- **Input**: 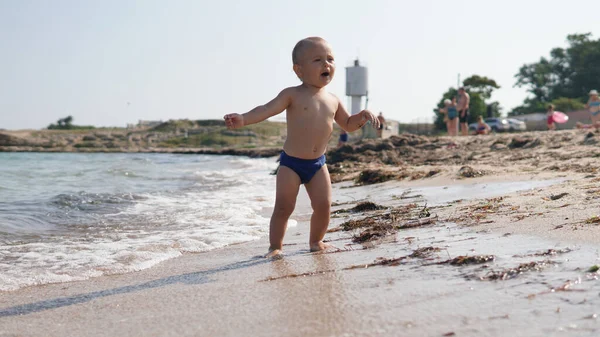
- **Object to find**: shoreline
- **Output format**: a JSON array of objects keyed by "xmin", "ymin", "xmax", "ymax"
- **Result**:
[
  {"xmin": 3, "ymin": 129, "xmax": 600, "ymax": 336},
  {"xmin": 0, "ymin": 145, "xmax": 282, "ymax": 158},
  {"xmin": 2, "ymin": 171, "xmax": 600, "ymax": 336}
]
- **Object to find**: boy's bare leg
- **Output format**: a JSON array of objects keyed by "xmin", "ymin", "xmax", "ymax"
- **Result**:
[
  {"xmin": 305, "ymin": 166, "xmax": 332, "ymax": 252},
  {"xmin": 266, "ymin": 166, "xmax": 301, "ymax": 258}
]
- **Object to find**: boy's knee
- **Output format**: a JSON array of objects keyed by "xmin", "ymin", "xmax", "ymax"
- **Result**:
[
  {"xmin": 273, "ymin": 202, "xmax": 295, "ymax": 217},
  {"xmin": 311, "ymin": 200, "xmax": 331, "ymax": 214}
]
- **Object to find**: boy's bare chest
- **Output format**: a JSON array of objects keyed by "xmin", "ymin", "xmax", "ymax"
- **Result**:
[{"xmin": 290, "ymin": 96, "xmax": 337, "ymax": 118}]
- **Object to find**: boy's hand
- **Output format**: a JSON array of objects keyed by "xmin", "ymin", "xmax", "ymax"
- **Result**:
[
  {"xmin": 360, "ymin": 110, "xmax": 380, "ymax": 129},
  {"xmin": 224, "ymin": 113, "xmax": 244, "ymax": 129}
]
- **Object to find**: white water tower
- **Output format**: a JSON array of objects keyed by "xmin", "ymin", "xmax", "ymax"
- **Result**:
[{"xmin": 345, "ymin": 59, "xmax": 368, "ymax": 115}]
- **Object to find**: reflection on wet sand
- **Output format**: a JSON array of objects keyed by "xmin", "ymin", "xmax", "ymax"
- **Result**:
[{"xmin": 263, "ymin": 253, "xmax": 358, "ymax": 336}]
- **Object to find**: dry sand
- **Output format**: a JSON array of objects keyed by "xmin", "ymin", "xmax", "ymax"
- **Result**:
[{"xmin": 2, "ymin": 129, "xmax": 600, "ymax": 337}]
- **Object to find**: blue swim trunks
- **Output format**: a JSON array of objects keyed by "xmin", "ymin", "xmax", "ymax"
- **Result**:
[
  {"xmin": 339, "ymin": 133, "xmax": 348, "ymax": 142},
  {"xmin": 279, "ymin": 151, "xmax": 326, "ymax": 184}
]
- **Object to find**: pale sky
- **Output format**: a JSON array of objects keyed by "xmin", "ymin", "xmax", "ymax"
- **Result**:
[{"xmin": 1, "ymin": 0, "xmax": 597, "ymax": 130}]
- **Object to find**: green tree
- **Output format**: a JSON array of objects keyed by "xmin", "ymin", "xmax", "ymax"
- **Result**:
[
  {"xmin": 550, "ymin": 97, "xmax": 585, "ymax": 112},
  {"xmin": 463, "ymin": 75, "xmax": 500, "ymax": 100},
  {"xmin": 514, "ymin": 58, "xmax": 553, "ymax": 105},
  {"xmin": 63, "ymin": 115, "xmax": 73, "ymax": 127},
  {"xmin": 513, "ymin": 33, "xmax": 600, "ymax": 115},
  {"xmin": 47, "ymin": 116, "xmax": 86, "ymax": 130},
  {"xmin": 510, "ymin": 97, "xmax": 547, "ymax": 116}
]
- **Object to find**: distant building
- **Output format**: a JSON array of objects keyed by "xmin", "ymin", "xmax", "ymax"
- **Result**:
[{"xmin": 136, "ymin": 120, "xmax": 163, "ymax": 129}]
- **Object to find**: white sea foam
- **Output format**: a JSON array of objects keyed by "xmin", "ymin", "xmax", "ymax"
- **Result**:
[{"xmin": 0, "ymin": 154, "xmax": 294, "ymax": 292}]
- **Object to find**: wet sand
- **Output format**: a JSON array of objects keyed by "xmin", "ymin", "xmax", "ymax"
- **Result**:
[{"xmin": 2, "ymin": 130, "xmax": 600, "ymax": 336}]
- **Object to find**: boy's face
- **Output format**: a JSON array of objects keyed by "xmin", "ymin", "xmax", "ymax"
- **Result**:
[{"xmin": 293, "ymin": 40, "xmax": 335, "ymax": 88}]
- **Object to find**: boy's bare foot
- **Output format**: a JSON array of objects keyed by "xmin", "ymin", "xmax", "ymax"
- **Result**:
[
  {"xmin": 309, "ymin": 241, "xmax": 339, "ymax": 253},
  {"xmin": 265, "ymin": 249, "xmax": 283, "ymax": 259}
]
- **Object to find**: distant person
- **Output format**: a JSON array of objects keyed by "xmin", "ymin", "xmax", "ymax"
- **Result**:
[
  {"xmin": 376, "ymin": 112, "xmax": 386, "ymax": 137},
  {"xmin": 440, "ymin": 98, "xmax": 458, "ymax": 136},
  {"xmin": 337, "ymin": 129, "xmax": 348, "ymax": 147},
  {"xmin": 546, "ymin": 104, "xmax": 556, "ymax": 131},
  {"xmin": 473, "ymin": 116, "xmax": 491, "ymax": 135},
  {"xmin": 223, "ymin": 37, "xmax": 379, "ymax": 258},
  {"xmin": 457, "ymin": 87, "xmax": 470, "ymax": 136},
  {"xmin": 579, "ymin": 90, "xmax": 600, "ymax": 130}
]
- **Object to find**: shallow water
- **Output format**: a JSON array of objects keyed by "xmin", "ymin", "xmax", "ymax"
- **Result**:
[{"xmin": 0, "ymin": 153, "xmax": 282, "ymax": 291}]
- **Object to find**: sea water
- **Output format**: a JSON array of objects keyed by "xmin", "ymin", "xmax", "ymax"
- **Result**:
[{"xmin": 0, "ymin": 152, "xmax": 281, "ymax": 291}]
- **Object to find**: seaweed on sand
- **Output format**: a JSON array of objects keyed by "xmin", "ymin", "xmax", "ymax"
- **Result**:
[
  {"xmin": 343, "ymin": 246, "xmax": 443, "ymax": 270},
  {"xmin": 469, "ymin": 200, "xmax": 505, "ymax": 212},
  {"xmin": 352, "ymin": 201, "xmax": 386, "ymax": 212},
  {"xmin": 508, "ymin": 136, "xmax": 532, "ymax": 149},
  {"xmin": 344, "ymin": 256, "xmax": 408, "ymax": 269},
  {"xmin": 457, "ymin": 166, "xmax": 485, "ymax": 178},
  {"xmin": 426, "ymin": 255, "xmax": 495, "ymax": 266},
  {"xmin": 392, "ymin": 189, "xmax": 423, "ymax": 200},
  {"xmin": 329, "ymin": 203, "xmax": 431, "ymax": 233},
  {"xmin": 333, "ymin": 201, "xmax": 387, "ymax": 215},
  {"xmin": 450, "ymin": 197, "xmax": 509, "ymax": 226},
  {"xmin": 355, "ymin": 169, "xmax": 398, "ymax": 185},
  {"xmin": 396, "ymin": 216, "xmax": 438, "ymax": 229},
  {"xmin": 408, "ymin": 246, "xmax": 441, "ymax": 258},
  {"xmin": 585, "ymin": 216, "xmax": 600, "ymax": 224},
  {"xmin": 549, "ymin": 192, "xmax": 569, "ymax": 200},
  {"xmin": 352, "ymin": 223, "xmax": 396, "ymax": 243},
  {"xmin": 446, "ymin": 255, "xmax": 495, "ymax": 265},
  {"xmin": 418, "ymin": 204, "xmax": 431, "ymax": 218},
  {"xmin": 479, "ymin": 260, "xmax": 557, "ymax": 281},
  {"xmin": 513, "ymin": 248, "xmax": 572, "ymax": 257},
  {"xmin": 337, "ymin": 217, "xmax": 377, "ymax": 231},
  {"xmin": 529, "ymin": 279, "xmax": 586, "ymax": 298},
  {"xmin": 407, "ymin": 169, "xmax": 441, "ymax": 180},
  {"xmin": 390, "ymin": 203, "xmax": 419, "ymax": 216}
]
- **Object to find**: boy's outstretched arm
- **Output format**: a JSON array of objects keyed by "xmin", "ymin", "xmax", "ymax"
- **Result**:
[
  {"xmin": 334, "ymin": 97, "xmax": 380, "ymax": 132},
  {"xmin": 224, "ymin": 89, "xmax": 292, "ymax": 129}
]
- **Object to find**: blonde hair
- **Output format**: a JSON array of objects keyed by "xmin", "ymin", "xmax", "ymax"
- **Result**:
[{"xmin": 292, "ymin": 37, "xmax": 327, "ymax": 65}]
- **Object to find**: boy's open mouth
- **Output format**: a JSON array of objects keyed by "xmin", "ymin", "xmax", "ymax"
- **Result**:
[{"xmin": 321, "ymin": 72, "xmax": 330, "ymax": 77}]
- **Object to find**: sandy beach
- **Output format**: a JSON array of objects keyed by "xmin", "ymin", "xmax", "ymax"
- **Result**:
[{"xmin": 2, "ymin": 129, "xmax": 600, "ymax": 336}]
